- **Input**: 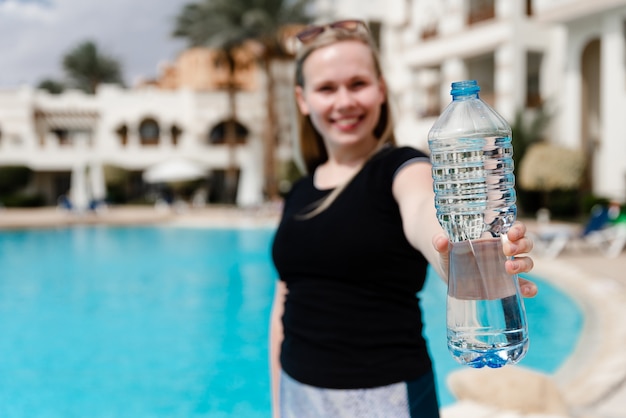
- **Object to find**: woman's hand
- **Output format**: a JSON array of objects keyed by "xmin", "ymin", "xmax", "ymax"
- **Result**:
[
  {"xmin": 432, "ymin": 221, "xmax": 537, "ymax": 298},
  {"xmin": 503, "ymin": 221, "xmax": 536, "ymax": 297}
]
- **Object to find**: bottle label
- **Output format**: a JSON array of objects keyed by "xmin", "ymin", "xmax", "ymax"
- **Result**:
[{"xmin": 447, "ymin": 237, "xmax": 517, "ymax": 300}]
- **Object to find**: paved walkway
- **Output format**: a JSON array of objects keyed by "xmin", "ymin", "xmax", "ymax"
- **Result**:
[
  {"xmin": 0, "ymin": 204, "xmax": 281, "ymax": 229},
  {"xmin": 1, "ymin": 206, "xmax": 625, "ymax": 417},
  {"xmin": 535, "ymin": 250, "xmax": 626, "ymax": 418}
]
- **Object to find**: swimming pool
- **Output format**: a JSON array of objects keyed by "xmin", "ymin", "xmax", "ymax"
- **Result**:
[{"xmin": 0, "ymin": 226, "xmax": 582, "ymax": 417}]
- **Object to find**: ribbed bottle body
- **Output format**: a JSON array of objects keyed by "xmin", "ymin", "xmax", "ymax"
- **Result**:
[{"xmin": 428, "ymin": 82, "xmax": 516, "ymax": 242}]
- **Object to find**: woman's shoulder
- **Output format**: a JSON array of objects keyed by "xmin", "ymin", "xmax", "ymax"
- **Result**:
[
  {"xmin": 389, "ymin": 145, "xmax": 429, "ymax": 160},
  {"xmin": 356, "ymin": 145, "xmax": 429, "ymax": 190},
  {"xmin": 372, "ymin": 145, "xmax": 430, "ymax": 170},
  {"xmin": 285, "ymin": 174, "xmax": 313, "ymax": 197}
]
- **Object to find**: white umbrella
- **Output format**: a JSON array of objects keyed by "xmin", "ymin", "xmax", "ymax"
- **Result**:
[
  {"xmin": 89, "ymin": 162, "xmax": 107, "ymax": 202},
  {"xmin": 143, "ymin": 158, "xmax": 207, "ymax": 183},
  {"xmin": 70, "ymin": 162, "xmax": 89, "ymax": 212}
]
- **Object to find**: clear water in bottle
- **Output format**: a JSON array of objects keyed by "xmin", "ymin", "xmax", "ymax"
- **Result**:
[
  {"xmin": 445, "ymin": 238, "xmax": 529, "ymax": 368},
  {"xmin": 447, "ymin": 294, "xmax": 528, "ymax": 368},
  {"xmin": 428, "ymin": 80, "xmax": 529, "ymax": 368}
]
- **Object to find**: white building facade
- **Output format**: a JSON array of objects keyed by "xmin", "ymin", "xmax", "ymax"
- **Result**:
[
  {"xmin": 535, "ymin": 0, "xmax": 626, "ymax": 200},
  {"xmin": 0, "ymin": 83, "xmax": 270, "ymax": 208},
  {"xmin": 317, "ymin": 0, "xmax": 626, "ymax": 203}
]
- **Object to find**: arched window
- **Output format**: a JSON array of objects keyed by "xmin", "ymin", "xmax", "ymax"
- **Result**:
[
  {"xmin": 171, "ymin": 124, "xmax": 183, "ymax": 146},
  {"xmin": 139, "ymin": 118, "xmax": 160, "ymax": 146},
  {"xmin": 116, "ymin": 124, "xmax": 128, "ymax": 146},
  {"xmin": 208, "ymin": 119, "xmax": 249, "ymax": 145}
]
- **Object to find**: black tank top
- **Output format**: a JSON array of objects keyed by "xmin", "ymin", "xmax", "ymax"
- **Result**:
[{"xmin": 272, "ymin": 146, "xmax": 434, "ymax": 389}]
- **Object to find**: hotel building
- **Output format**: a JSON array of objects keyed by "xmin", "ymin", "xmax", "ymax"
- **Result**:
[{"xmin": 1, "ymin": 0, "xmax": 625, "ymax": 208}]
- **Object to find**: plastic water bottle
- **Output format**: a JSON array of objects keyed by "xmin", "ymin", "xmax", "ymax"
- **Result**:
[{"xmin": 427, "ymin": 80, "xmax": 529, "ymax": 368}]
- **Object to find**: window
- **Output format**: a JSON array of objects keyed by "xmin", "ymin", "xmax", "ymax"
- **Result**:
[
  {"xmin": 171, "ymin": 125, "xmax": 183, "ymax": 146},
  {"xmin": 208, "ymin": 119, "xmax": 249, "ymax": 145},
  {"xmin": 468, "ymin": 0, "xmax": 495, "ymax": 25},
  {"xmin": 421, "ymin": 24, "xmax": 438, "ymax": 40},
  {"xmin": 116, "ymin": 124, "xmax": 128, "ymax": 146},
  {"xmin": 139, "ymin": 118, "xmax": 160, "ymax": 146},
  {"xmin": 526, "ymin": 52, "xmax": 543, "ymax": 108},
  {"xmin": 52, "ymin": 128, "xmax": 70, "ymax": 146},
  {"xmin": 368, "ymin": 20, "xmax": 382, "ymax": 49},
  {"xmin": 214, "ymin": 53, "xmax": 227, "ymax": 70}
]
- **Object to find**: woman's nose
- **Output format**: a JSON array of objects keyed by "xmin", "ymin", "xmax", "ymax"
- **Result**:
[{"xmin": 335, "ymin": 87, "xmax": 356, "ymax": 108}]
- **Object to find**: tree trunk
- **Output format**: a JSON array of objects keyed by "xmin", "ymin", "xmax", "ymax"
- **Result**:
[
  {"xmin": 225, "ymin": 51, "xmax": 238, "ymax": 205},
  {"xmin": 263, "ymin": 56, "xmax": 279, "ymax": 201}
]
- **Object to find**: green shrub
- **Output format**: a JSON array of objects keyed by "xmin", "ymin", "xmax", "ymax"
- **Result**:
[
  {"xmin": 546, "ymin": 190, "xmax": 581, "ymax": 220},
  {"xmin": 1, "ymin": 193, "xmax": 46, "ymax": 208},
  {"xmin": 0, "ymin": 166, "xmax": 33, "ymax": 194}
]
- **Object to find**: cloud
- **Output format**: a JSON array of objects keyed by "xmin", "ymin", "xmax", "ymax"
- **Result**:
[
  {"xmin": 0, "ymin": 0, "xmax": 56, "ymax": 22},
  {"xmin": 0, "ymin": 0, "xmax": 190, "ymax": 87}
]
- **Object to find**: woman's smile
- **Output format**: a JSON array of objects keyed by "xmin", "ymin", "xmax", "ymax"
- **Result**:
[{"xmin": 332, "ymin": 115, "xmax": 363, "ymax": 131}]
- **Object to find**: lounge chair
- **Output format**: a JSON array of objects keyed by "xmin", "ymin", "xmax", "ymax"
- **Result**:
[{"xmin": 531, "ymin": 205, "xmax": 626, "ymax": 258}]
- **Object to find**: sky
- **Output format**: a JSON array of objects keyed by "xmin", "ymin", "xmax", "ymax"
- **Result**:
[{"xmin": 0, "ymin": 0, "xmax": 192, "ymax": 88}]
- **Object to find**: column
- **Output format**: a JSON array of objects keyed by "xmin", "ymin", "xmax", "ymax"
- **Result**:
[
  {"xmin": 441, "ymin": 57, "xmax": 467, "ymax": 104},
  {"xmin": 494, "ymin": 43, "xmax": 522, "ymax": 121}
]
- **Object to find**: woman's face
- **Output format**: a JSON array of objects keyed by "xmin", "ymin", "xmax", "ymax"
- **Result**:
[{"xmin": 295, "ymin": 40, "xmax": 386, "ymax": 152}]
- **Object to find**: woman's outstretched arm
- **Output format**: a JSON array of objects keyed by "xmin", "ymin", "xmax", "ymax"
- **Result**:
[{"xmin": 394, "ymin": 160, "xmax": 537, "ymax": 297}]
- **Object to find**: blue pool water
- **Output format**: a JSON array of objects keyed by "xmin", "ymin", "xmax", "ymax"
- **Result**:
[{"xmin": 0, "ymin": 227, "xmax": 583, "ymax": 417}]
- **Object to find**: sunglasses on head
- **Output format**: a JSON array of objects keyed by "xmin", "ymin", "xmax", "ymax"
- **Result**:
[{"xmin": 295, "ymin": 20, "xmax": 369, "ymax": 44}]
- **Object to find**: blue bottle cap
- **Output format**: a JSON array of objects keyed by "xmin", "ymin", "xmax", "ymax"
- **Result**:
[{"xmin": 451, "ymin": 80, "xmax": 480, "ymax": 96}]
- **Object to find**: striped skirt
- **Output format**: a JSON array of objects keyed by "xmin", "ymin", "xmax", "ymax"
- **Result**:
[{"xmin": 280, "ymin": 371, "xmax": 440, "ymax": 418}]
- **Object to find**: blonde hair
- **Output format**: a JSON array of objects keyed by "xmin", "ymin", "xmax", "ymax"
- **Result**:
[{"xmin": 293, "ymin": 23, "xmax": 396, "ymax": 217}]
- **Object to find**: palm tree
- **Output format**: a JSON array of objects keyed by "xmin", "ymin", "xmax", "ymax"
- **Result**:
[
  {"xmin": 62, "ymin": 41, "xmax": 124, "ymax": 94},
  {"xmin": 37, "ymin": 78, "xmax": 66, "ymax": 95},
  {"xmin": 173, "ymin": 0, "xmax": 312, "ymax": 202}
]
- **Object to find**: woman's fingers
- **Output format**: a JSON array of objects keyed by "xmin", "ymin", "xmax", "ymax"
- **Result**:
[
  {"xmin": 504, "ymin": 222, "xmax": 534, "ymax": 256},
  {"xmin": 505, "ymin": 254, "xmax": 535, "ymax": 275},
  {"xmin": 433, "ymin": 224, "xmax": 538, "ymax": 298},
  {"xmin": 517, "ymin": 276, "xmax": 538, "ymax": 298},
  {"xmin": 432, "ymin": 234, "xmax": 449, "ymax": 254},
  {"xmin": 505, "ymin": 222, "xmax": 538, "ymax": 297}
]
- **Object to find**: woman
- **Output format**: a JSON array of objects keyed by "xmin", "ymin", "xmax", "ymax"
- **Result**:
[{"xmin": 270, "ymin": 19, "xmax": 536, "ymax": 418}]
